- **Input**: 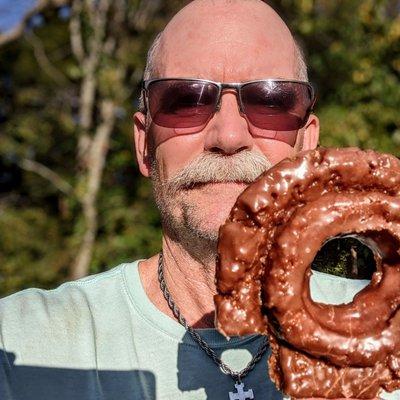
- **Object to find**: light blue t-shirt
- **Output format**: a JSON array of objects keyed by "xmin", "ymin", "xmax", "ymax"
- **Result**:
[
  {"xmin": 0, "ymin": 261, "xmax": 398, "ymax": 399},
  {"xmin": 0, "ymin": 261, "xmax": 280, "ymax": 400}
]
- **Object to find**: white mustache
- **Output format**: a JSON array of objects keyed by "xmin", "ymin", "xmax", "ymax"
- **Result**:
[{"xmin": 164, "ymin": 151, "xmax": 272, "ymax": 191}]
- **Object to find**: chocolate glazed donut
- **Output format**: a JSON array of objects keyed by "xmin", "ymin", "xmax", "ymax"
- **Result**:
[{"xmin": 214, "ymin": 147, "xmax": 400, "ymax": 399}]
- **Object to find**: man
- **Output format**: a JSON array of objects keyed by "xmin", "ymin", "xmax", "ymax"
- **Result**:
[{"xmin": 0, "ymin": 0, "xmax": 385, "ymax": 399}]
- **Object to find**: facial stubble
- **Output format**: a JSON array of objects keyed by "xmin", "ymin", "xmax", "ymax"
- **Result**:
[{"xmin": 150, "ymin": 151, "xmax": 272, "ymax": 263}]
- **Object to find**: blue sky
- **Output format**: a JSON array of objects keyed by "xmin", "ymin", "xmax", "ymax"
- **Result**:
[{"xmin": 0, "ymin": 0, "xmax": 35, "ymax": 33}]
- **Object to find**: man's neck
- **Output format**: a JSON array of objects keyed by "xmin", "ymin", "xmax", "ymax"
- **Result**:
[{"xmin": 138, "ymin": 236, "xmax": 218, "ymax": 329}]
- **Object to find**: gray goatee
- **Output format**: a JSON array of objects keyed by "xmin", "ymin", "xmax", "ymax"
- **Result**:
[{"xmin": 150, "ymin": 150, "xmax": 272, "ymax": 263}]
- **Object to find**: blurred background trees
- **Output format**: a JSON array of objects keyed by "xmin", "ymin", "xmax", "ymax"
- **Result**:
[{"xmin": 0, "ymin": 0, "xmax": 399, "ymax": 297}]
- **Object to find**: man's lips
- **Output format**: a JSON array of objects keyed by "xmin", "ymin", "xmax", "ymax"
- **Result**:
[{"xmin": 180, "ymin": 181, "xmax": 250, "ymax": 190}]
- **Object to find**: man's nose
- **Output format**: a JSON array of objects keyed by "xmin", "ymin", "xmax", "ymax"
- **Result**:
[{"xmin": 203, "ymin": 92, "xmax": 253, "ymax": 155}]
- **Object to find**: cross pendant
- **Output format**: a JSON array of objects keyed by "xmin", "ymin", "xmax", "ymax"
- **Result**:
[{"xmin": 229, "ymin": 381, "xmax": 254, "ymax": 400}]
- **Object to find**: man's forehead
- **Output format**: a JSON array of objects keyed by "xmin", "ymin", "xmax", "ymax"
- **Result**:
[
  {"xmin": 155, "ymin": 0, "xmax": 297, "ymax": 81},
  {"xmin": 158, "ymin": 38, "xmax": 297, "ymax": 82}
]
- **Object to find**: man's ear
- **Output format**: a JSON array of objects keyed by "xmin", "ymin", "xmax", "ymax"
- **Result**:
[
  {"xmin": 301, "ymin": 114, "xmax": 320, "ymax": 151},
  {"xmin": 133, "ymin": 111, "xmax": 152, "ymax": 177}
]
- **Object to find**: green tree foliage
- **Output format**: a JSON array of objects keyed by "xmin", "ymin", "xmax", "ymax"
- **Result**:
[
  {"xmin": 0, "ymin": 0, "xmax": 186, "ymax": 296},
  {"xmin": 270, "ymin": 0, "xmax": 400, "ymax": 152},
  {"xmin": 0, "ymin": 0, "xmax": 399, "ymax": 297}
]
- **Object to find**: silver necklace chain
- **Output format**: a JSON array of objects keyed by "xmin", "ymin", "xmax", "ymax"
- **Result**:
[{"xmin": 157, "ymin": 252, "xmax": 269, "ymax": 383}]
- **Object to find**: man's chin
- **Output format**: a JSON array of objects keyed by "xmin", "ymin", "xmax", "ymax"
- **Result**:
[
  {"xmin": 177, "ymin": 181, "xmax": 248, "ymax": 229},
  {"xmin": 184, "ymin": 204, "xmax": 242, "ymax": 243},
  {"xmin": 158, "ymin": 181, "xmax": 251, "ymax": 248}
]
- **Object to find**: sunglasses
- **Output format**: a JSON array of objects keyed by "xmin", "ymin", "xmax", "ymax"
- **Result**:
[{"xmin": 142, "ymin": 78, "xmax": 316, "ymax": 146}]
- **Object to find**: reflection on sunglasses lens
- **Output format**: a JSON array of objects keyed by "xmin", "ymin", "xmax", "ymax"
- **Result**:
[{"xmin": 147, "ymin": 80, "xmax": 313, "ymax": 132}]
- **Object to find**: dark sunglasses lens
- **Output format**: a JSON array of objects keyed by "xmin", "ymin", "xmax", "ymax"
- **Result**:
[
  {"xmin": 147, "ymin": 80, "xmax": 219, "ymax": 128},
  {"xmin": 241, "ymin": 81, "xmax": 313, "ymax": 131}
]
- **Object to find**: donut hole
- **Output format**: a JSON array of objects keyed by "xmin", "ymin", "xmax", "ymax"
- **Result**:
[{"xmin": 310, "ymin": 236, "xmax": 376, "ymax": 304}]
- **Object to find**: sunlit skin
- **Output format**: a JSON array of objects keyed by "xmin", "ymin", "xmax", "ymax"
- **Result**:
[
  {"xmin": 134, "ymin": 0, "xmax": 319, "ymax": 328},
  {"xmin": 135, "ymin": 2, "xmax": 319, "ymax": 238},
  {"xmin": 132, "ymin": 1, "xmax": 373, "ymax": 398}
]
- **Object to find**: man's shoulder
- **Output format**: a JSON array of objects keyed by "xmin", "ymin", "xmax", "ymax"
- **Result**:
[
  {"xmin": 0, "ymin": 261, "xmax": 142, "ymax": 370},
  {"xmin": 0, "ymin": 261, "xmax": 139, "ymax": 329}
]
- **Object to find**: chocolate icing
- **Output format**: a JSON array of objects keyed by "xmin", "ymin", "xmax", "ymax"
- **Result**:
[{"xmin": 214, "ymin": 147, "xmax": 400, "ymax": 398}]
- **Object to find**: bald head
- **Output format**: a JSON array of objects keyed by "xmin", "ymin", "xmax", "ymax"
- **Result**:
[
  {"xmin": 144, "ymin": 0, "xmax": 307, "ymax": 80},
  {"xmin": 142, "ymin": 0, "xmax": 307, "ymax": 82}
]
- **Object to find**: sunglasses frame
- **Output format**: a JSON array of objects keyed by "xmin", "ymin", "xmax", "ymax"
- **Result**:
[{"xmin": 141, "ymin": 77, "xmax": 316, "ymax": 127}]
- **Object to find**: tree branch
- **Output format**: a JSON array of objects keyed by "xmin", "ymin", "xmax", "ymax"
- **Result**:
[
  {"xmin": 19, "ymin": 158, "xmax": 74, "ymax": 196},
  {"xmin": 130, "ymin": 0, "xmax": 161, "ymax": 31},
  {"xmin": 25, "ymin": 32, "xmax": 69, "ymax": 86},
  {"xmin": 70, "ymin": 99, "xmax": 116, "ymax": 279},
  {"xmin": 69, "ymin": 0, "xmax": 85, "ymax": 62},
  {"xmin": 83, "ymin": 0, "xmax": 95, "ymax": 26},
  {"xmin": 78, "ymin": 0, "xmax": 111, "ymax": 130}
]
